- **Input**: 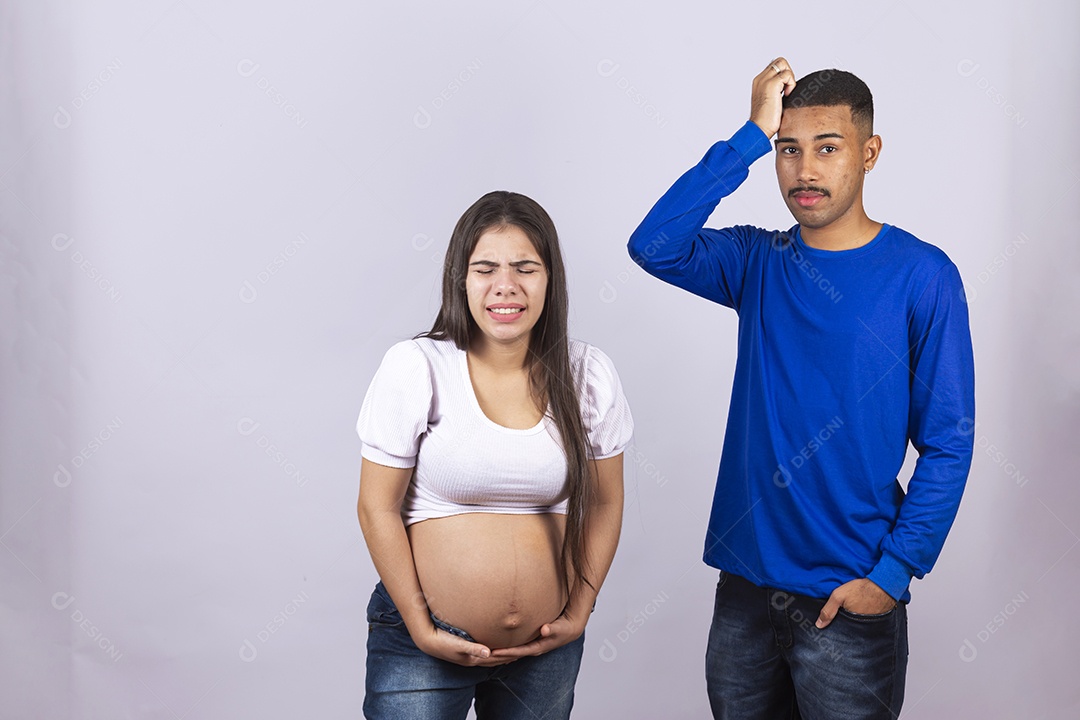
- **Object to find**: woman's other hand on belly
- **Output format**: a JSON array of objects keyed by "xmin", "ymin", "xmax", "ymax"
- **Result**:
[
  {"xmin": 413, "ymin": 621, "xmax": 516, "ymax": 668},
  {"xmin": 488, "ymin": 609, "xmax": 586, "ymax": 660}
]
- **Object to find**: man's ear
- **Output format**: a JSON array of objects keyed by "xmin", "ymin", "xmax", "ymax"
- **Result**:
[{"xmin": 863, "ymin": 134, "xmax": 882, "ymax": 173}]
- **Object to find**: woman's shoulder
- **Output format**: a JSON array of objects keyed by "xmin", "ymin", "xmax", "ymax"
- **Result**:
[
  {"xmin": 567, "ymin": 337, "xmax": 619, "ymax": 360},
  {"xmin": 567, "ymin": 339, "xmax": 633, "ymax": 446},
  {"xmin": 372, "ymin": 336, "xmax": 460, "ymax": 384},
  {"xmin": 566, "ymin": 339, "xmax": 621, "ymax": 384},
  {"xmin": 380, "ymin": 335, "xmax": 460, "ymax": 361},
  {"xmin": 407, "ymin": 335, "xmax": 461, "ymax": 357}
]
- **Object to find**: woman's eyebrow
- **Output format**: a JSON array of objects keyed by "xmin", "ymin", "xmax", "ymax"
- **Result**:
[{"xmin": 468, "ymin": 259, "xmax": 542, "ymax": 267}]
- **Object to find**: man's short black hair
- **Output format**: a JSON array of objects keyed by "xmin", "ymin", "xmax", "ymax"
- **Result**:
[{"xmin": 782, "ymin": 69, "xmax": 874, "ymax": 137}]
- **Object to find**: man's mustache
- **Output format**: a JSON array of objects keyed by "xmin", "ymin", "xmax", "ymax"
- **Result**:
[{"xmin": 788, "ymin": 186, "xmax": 830, "ymax": 197}]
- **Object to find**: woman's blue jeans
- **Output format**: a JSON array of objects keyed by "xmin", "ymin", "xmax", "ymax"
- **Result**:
[
  {"xmin": 706, "ymin": 571, "xmax": 908, "ymax": 719},
  {"xmin": 363, "ymin": 582, "xmax": 585, "ymax": 719}
]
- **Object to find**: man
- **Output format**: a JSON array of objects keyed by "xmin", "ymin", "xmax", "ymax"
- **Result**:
[{"xmin": 627, "ymin": 59, "xmax": 974, "ymax": 719}]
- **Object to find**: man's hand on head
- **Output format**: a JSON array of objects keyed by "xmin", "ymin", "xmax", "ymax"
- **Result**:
[{"xmin": 750, "ymin": 57, "xmax": 797, "ymax": 139}]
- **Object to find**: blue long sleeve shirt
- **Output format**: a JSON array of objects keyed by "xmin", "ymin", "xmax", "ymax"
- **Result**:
[{"xmin": 628, "ymin": 121, "xmax": 975, "ymax": 602}]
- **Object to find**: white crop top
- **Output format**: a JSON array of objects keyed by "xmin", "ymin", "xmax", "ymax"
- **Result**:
[{"xmin": 356, "ymin": 337, "xmax": 633, "ymax": 525}]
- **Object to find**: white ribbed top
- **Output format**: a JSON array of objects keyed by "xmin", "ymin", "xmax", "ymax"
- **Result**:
[{"xmin": 357, "ymin": 337, "xmax": 633, "ymax": 525}]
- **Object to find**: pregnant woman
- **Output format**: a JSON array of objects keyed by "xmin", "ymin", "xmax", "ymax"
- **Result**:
[{"xmin": 356, "ymin": 191, "xmax": 633, "ymax": 719}]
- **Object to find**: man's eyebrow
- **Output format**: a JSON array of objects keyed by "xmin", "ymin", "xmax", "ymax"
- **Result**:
[{"xmin": 775, "ymin": 132, "xmax": 845, "ymax": 145}]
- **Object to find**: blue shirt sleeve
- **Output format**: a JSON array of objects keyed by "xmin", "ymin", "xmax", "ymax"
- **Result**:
[
  {"xmin": 627, "ymin": 121, "xmax": 772, "ymax": 310},
  {"xmin": 868, "ymin": 263, "xmax": 976, "ymax": 600}
]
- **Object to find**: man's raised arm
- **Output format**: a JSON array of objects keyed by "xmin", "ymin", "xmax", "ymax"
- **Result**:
[{"xmin": 627, "ymin": 59, "xmax": 795, "ymax": 309}]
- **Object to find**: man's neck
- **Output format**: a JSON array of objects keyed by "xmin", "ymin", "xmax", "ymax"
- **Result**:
[{"xmin": 801, "ymin": 211, "xmax": 882, "ymax": 252}]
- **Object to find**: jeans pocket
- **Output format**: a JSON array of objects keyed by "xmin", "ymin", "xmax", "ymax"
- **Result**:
[
  {"xmin": 837, "ymin": 603, "xmax": 898, "ymax": 622},
  {"xmin": 368, "ymin": 611, "xmax": 405, "ymax": 629},
  {"xmin": 366, "ymin": 583, "xmax": 407, "ymax": 629}
]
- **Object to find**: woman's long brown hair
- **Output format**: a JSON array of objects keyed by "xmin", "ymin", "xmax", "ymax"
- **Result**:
[{"xmin": 418, "ymin": 190, "xmax": 594, "ymax": 595}]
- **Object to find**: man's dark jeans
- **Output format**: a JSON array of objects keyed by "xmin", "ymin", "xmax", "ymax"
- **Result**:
[{"xmin": 706, "ymin": 571, "xmax": 908, "ymax": 719}]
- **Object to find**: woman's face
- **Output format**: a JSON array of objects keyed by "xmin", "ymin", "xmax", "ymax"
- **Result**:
[{"xmin": 465, "ymin": 224, "xmax": 548, "ymax": 350}]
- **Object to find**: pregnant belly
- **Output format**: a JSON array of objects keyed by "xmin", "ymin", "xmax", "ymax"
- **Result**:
[{"xmin": 408, "ymin": 512, "xmax": 568, "ymax": 649}]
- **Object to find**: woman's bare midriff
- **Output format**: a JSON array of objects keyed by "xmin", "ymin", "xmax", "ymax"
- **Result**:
[{"xmin": 408, "ymin": 512, "xmax": 568, "ymax": 649}]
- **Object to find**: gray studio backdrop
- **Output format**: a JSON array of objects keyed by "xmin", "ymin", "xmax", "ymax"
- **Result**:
[{"xmin": 2, "ymin": 1, "xmax": 1077, "ymax": 718}]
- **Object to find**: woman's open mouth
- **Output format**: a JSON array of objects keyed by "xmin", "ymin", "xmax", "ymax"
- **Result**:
[{"xmin": 487, "ymin": 305, "xmax": 525, "ymax": 322}]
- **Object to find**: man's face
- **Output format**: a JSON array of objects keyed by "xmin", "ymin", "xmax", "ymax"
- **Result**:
[{"xmin": 774, "ymin": 105, "xmax": 873, "ymax": 230}]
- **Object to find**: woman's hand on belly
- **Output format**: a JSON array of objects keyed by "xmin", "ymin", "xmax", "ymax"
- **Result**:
[
  {"xmin": 488, "ymin": 608, "xmax": 586, "ymax": 659},
  {"xmin": 412, "ymin": 621, "xmax": 518, "ymax": 668}
]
